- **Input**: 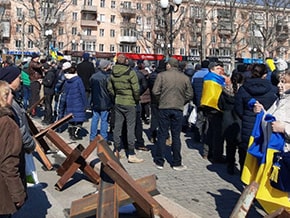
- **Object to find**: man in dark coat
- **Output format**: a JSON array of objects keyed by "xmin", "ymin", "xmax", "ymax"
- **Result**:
[
  {"xmin": 41, "ymin": 63, "xmax": 56, "ymax": 124},
  {"xmin": 77, "ymin": 52, "xmax": 95, "ymax": 109},
  {"xmin": 89, "ymin": 59, "xmax": 113, "ymax": 142}
]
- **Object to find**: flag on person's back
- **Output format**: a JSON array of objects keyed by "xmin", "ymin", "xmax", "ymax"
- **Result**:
[
  {"xmin": 241, "ymin": 99, "xmax": 289, "ymax": 214},
  {"xmin": 200, "ymin": 72, "xmax": 225, "ymax": 111}
]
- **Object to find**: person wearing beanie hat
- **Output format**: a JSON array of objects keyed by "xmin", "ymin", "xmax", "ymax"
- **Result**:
[
  {"xmin": 77, "ymin": 53, "xmax": 95, "ymax": 111},
  {"xmin": 89, "ymin": 59, "xmax": 113, "ymax": 143},
  {"xmin": 0, "ymin": 66, "xmax": 21, "ymax": 85},
  {"xmin": 98, "ymin": 59, "xmax": 111, "ymax": 70}
]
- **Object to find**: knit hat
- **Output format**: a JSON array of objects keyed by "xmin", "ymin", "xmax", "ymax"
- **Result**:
[
  {"xmin": 99, "ymin": 59, "xmax": 111, "ymax": 69},
  {"xmin": 166, "ymin": 57, "xmax": 179, "ymax": 68},
  {"xmin": 31, "ymin": 53, "xmax": 40, "ymax": 59},
  {"xmin": 0, "ymin": 66, "xmax": 21, "ymax": 84},
  {"xmin": 62, "ymin": 62, "xmax": 72, "ymax": 71},
  {"xmin": 82, "ymin": 53, "xmax": 90, "ymax": 61}
]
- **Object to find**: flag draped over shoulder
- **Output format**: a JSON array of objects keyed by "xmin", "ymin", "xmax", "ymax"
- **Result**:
[
  {"xmin": 241, "ymin": 99, "xmax": 289, "ymax": 214},
  {"xmin": 200, "ymin": 72, "xmax": 225, "ymax": 111}
]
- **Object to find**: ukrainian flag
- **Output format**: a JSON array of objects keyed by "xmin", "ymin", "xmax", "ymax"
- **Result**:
[
  {"xmin": 50, "ymin": 46, "xmax": 64, "ymax": 61},
  {"xmin": 241, "ymin": 100, "xmax": 289, "ymax": 214},
  {"xmin": 200, "ymin": 72, "xmax": 225, "ymax": 111}
]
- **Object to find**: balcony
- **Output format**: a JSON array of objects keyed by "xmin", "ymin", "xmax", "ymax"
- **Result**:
[
  {"xmin": 120, "ymin": 22, "xmax": 136, "ymax": 29},
  {"xmin": 80, "ymin": 35, "xmax": 96, "ymax": 41},
  {"xmin": 189, "ymin": 40, "xmax": 199, "ymax": 47},
  {"xmin": 81, "ymin": 5, "xmax": 97, "ymax": 13},
  {"xmin": 80, "ymin": 20, "xmax": 98, "ymax": 28},
  {"xmin": 120, "ymin": 7, "xmax": 136, "ymax": 17},
  {"xmin": 119, "ymin": 36, "xmax": 137, "ymax": 43}
]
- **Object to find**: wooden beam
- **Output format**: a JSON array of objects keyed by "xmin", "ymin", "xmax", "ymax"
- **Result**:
[{"xmin": 70, "ymin": 175, "xmax": 158, "ymax": 218}]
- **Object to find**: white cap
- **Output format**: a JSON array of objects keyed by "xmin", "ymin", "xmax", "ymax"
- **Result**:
[{"xmin": 62, "ymin": 62, "xmax": 72, "ymax": 71}]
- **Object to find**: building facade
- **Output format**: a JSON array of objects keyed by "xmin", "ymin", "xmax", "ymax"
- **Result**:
[{"xmin": 1, "ymin": 0, "xmax": 289, "ymax": 67}]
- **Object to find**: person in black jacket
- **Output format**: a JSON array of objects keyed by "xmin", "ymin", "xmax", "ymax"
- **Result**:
[
  {"xmin": 41, "ymin": 63, "xmax": 56, "ymax": 125},
  {"xmin": 89, "ymin": 59, "xmax": 113, "ymax": 142},
  {"xmin": 234, "ymin": 63, "xmax": 278, "ymax": 169},
  {"xmin": 77, "ymin": 53, "xmax": 95, "ymax": 110},
  {"xmin": 218, "ymin": 72, "xmax": 244, "ymax": 174}
]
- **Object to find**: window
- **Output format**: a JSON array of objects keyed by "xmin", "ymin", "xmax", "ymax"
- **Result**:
[
  {"xmin": 72, "ymin": 0, "xmax": 77, "ymax": 5},
  {"xmin": 110, "ymin": 29, "xmax": 115, "ymax": 37},
  {"xmin": 16, "ymin": 24, "xmax": 21, "ymax": 33},
  {"xmin": 211, "ymin": 36, "xmax": 216, "ymax": 43},
  {"xmin": 100, "ymin": 0, "xmax": 105, "ymax": 7},
  {"xmin": 110, "ymin": 44, "xmax": 115, "ymax": 52},
  {"xmin": 99, "ymin": 29, "xmax": 105, "ymax": 37},
  {"xmin": 111, "ymin": 1, "xmax": 116, "ymax": 8},
  {"xmin": 83, "ymin": 41, "xmax": 96, "ymax": 51},
  {"xmin": 72, "ymin": 12, "xmax": 77, "ymax": 21},
  {"xmin": 146, "ymin": 17, "xmax": 151, "ymax": 26},
  {"xmin": 15, "ymin": 40, "xmax": 21, "ymax": 48},
  {"xmin": 180, "ymin": 34, "xmax": 185, "ymax": 41},
  {"xmin": 72, "ymin": 27, "xmax": 77, "ymax": 35},
  {"xmin": 72, "ymin": 42, "xmax": 77, "ymax": 51},
  {"xmin": 28, "ymin": 25, "xmax": 34, "ymax": 33},
  {"xmin": 189, "ymin": 48, "xmax": 199, "ymax": 56},
  {"xmin": 83, "ymin": 29, "xmax": 92, "ymax": 36},
  {"xmin": 58, "ymin": 27, "xmax": 64, "ymax": 35},
  {"xmin": 123, "ymin": 1, "xmax": 132, "ymax": 9},
  {"xmin": 136, "ymin": 3, "xmax": 141, "ymax": 10},
  {"xmin": 98, "ymin": 14, "xmax": 105, "ymax": 22},
  {"xmin": 99, "ymin": 44, "xmax": 104, "ymax": 52},
  {"xmin": 136, "ymin": 46, "xmax": 141, "ymax": 53},
  {"xmin": 136, "ymin": 16, "xmax": 142, "ymax": 25},
  {"xmin": 146, "ymin": 4, "xmax": 151, "ymax": 11},
  {"xmin": 28, "ymin": 9, "xmax": 35, "ymax": 18},
  {"xmin": 16, "ymin": 8, "xmax": 22, "ymax": 17},
  {"xmin": 58, "ymin": 42, "xmax": 64, "ymax": 50},
  {"xmin": 110, "ymin": 15, "xmax": 115, "ymax": 23},
  {"xmin": 146, "ymin": 32, "xmax": 151, "ymax": 40},
  {"xmin": 180, "ymin": 48, "xmax": 185, "ymax": 55},
  {"xmin": 87, "ymin": 0, "xmax": 93, "ymax": 6},
  {"xmin": 28, "ymin": 40, "xmax": 34, "ymax": 49}
]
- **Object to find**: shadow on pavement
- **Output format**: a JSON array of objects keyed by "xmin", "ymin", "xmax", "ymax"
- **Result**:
[{"xmin": 12, "ymin": 183, "xmax": 51, "ymax": 218}]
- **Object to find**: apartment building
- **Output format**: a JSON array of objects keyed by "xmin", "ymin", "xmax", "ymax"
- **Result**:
[{"xmin": 1, "ymin": 0, "xmax": 289, "ymax": 67}]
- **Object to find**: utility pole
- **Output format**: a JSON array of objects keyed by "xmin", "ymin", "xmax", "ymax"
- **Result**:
[{"xmin": 21, "ymin": 13, "xmax": 25, "ymax": 60}]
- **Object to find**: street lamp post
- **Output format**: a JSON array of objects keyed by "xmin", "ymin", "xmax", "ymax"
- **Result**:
[
  {"xmin": 248, "ymin": 47, "xmax": 257, "ymax": 63},
  {"xmin": 160, "ymin": 0, "xmax": 182, "ymax": 56},
  {"xmin": 45, "ymin": 29, "xmax": 53, "ymax": 58}
]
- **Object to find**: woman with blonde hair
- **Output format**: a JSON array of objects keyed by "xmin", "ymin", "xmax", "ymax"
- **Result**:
[{"xmin": 0, "ymin": 81, "xmax": 26, "ymax": 218}]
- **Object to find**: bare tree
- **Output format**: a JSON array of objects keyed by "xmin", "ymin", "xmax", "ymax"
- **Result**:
[
  {"xmin": 12, "ymin": 0, "xmax": 72, "ymax": 55},
  {"xmin": 246, "ymin": 0, "xmax": 289, "ymax": 59}
]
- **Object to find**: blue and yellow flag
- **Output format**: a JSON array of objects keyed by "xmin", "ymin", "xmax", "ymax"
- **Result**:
[
  {"xmin": 50, "ymin": 46, "xmax": 64, "ymax": 61},
  {"xmin": 241, "ymin": 100, "xmax": 289, "ymax": 214},
  {"xmin": 200, "ymin": 72, "xmax": 225, "ymax": 111}
]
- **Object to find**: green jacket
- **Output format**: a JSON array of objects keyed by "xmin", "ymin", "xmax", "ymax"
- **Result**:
[
  {"xmin": 108, "ymin": 64, "xmax": 140, "ymax": 106},
  {"xmin": 21, "ymin": 70, "xmax": 30, "ymax": 86}
]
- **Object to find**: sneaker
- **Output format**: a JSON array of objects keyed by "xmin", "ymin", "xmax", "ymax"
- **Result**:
[
  {"xmin": 155, "ymin": 164, "xmax": 164, "ymax": 170},
  {"xmin": 128, "ymin": 155, "xmax": 144, "ymax": 163},
  {"xmin": 136, "ymin": 146, "xmax": 149, "ymax": 152},
  {"xmin": 172, "ymin": 165, "xmax": 187, "ymax": 171}
]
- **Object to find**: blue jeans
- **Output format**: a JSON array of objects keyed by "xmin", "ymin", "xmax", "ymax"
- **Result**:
[
  {"xmin": 90, "ymin": 110, "xmax": 109, "ymax": 141},
  {"xmin": 155, "ymin": 109, "xmax": 183, "ymax": 167},
  {"xmin": 22, "ymin": 84, "xmax": 31, "ymax": 110}
]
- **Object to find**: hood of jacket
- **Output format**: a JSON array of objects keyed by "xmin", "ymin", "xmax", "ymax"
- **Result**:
[
  {"xmin": 243, "ymin": 78, "xmax": 273, "ymax": 96},
  {"xmin": 0, "ymin": 106, "xmax": 12, "ymax": 118},
  {"xmin": 112, "ymin": 64, "xmax": 131, "ymax": 77}
]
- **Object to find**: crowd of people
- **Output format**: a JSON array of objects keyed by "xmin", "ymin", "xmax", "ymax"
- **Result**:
[{"xmin": 0, "ymin": 51, "xmax": 289, "ymax": 216}]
